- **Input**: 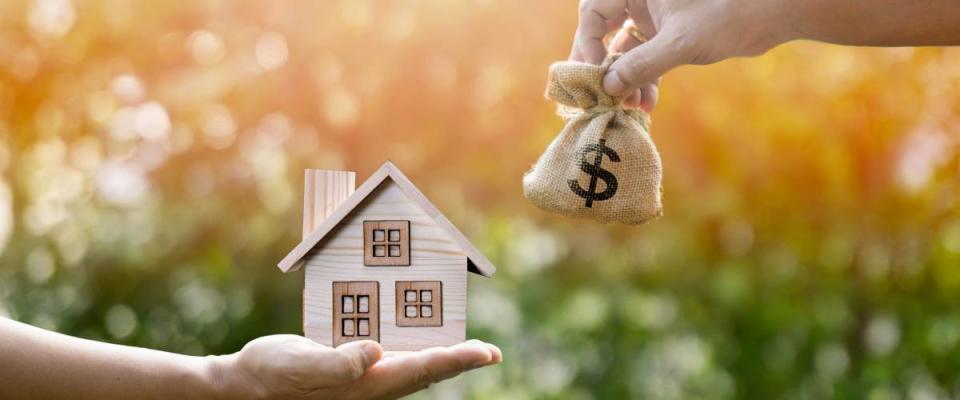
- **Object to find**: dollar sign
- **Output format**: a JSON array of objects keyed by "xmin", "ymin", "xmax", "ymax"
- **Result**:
[{"xmin": 567, "ymin": 138, "xmax": 620, "ymax": 208}]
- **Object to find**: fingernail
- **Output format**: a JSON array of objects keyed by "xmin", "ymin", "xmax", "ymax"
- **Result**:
[
  {"xmin": 484, "ymin": 344, "xmax": 503, "ymax": 363},
  {"xmin": 472, "ymin": 357, "xmax": 494, "ymax": 369},
  {"xmin": 603, "ymin": 70, "xmax": 627, "ymax": 96}
]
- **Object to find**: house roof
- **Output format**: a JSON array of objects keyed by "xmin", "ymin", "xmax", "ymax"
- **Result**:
[{"xmin": 277, "ymin": 161, "xmax": 496, "ymax": 277}]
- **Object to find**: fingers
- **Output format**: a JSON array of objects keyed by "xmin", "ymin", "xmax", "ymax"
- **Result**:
[
  {"xmin": 603, "ymin": 32, "xmax": 680, "ymax": 96},
  {"xmin": 638, "ymin": 81, "xmax": 659, "ymax": 112},
  {"xmin": 608, "ymin": 23, "xmax": 661, "ymax": 111},
  {"xmin": 571, "ymin": 0, "xmax": 629, "ymax": 64},
  {"xmin": 607, "ymin": 28, "xmax": 642, "ymax": 100},
  {"xmin": 608, "ymin": 28, "xmax": 637, "ymax": 55},
  {"xmin": 625, "ymin": 0, "xmax": 656, "ymax": 38},
  {"xmin": 607, "ymin": 18, "xmax": 655, "ymax": 55},
  {"xmin": 306, "ymin": 340, "xmax": 383, "ymax": 386},
  {"xmin": 569, "ymin": 43, "xmax": 583, "ymax": 63},
  {"xmin": 623, "ymin": 90, "xmax": 643, "ymax": 109},
  {"xmin": 358, "ymin": 340, "xmax": 501, "ymax": 400},
  {"xmin": 569, "ymin": 28, "xmax": 585, "ymax": 62},
  {"xmin": 622, "ymin": 83, "xmax": 659, "ymax": 112}
]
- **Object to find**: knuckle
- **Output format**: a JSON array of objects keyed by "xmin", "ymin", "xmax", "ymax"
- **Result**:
[
  {"xmin": 412, "ymin": 365, "xmax": 440, "ymax": 389},
  {"xmin": 336, "ymin": 353, "xmax": 366, "ymax": 381}
]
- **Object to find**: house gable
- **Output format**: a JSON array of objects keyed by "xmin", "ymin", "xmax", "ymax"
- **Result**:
[
  {"xmin": 278, "ymin": 161, "xmax": 496, "ymax": 277},
  {"xmin": 307, "ymin": 178, "xmax": 469, "ymax": 260}
]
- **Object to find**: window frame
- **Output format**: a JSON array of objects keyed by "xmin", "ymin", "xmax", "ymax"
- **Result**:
[
  {"xmin": 363, "ymin": 220, "xmax": 410, "ymax": 266},
  {"xmin": 332, "ymin": 281, "xmax": 379, "ymax": 346},
  {"xmin": 395, "ymin": 281, "xmax": 442, "ymax": 327}
]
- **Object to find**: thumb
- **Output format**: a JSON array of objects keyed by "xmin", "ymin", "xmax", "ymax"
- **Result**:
[
  {"xmin": 603, "ymin": 33, "xmax": 682, "ymax": 96},
  {"xmin": 321, "ymin": 341, "xmax": 383, "ymax": 384}
]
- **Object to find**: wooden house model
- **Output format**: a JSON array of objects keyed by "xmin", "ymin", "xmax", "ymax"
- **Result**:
[{"xmin": 277, "ymin": 161, "xmax": 496, "ymax": 351}]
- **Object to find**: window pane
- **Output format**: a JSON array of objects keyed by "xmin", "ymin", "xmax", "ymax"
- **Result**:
[
  {"xmin": 357, "ymin": 319, "xmax": 369, "ymax": 336},
  {"xmin": 373, "ymin": 245, "xmax": 386, "ymax": 257},
  {"xmin": 389, "ymin": 245, "xmax": 401, "ymax": 257},
  {"xmin": 405, "ymin": 290, "xmax": 416, "ymax": 302},
  {"xmin": 373, "ymin": 229, "xmax": 385, "ymax": 242},
  {"xmin": 420, "ymin": 305, "xmax": 432, "ymax": 318},
  {"xmin": 357, "ymin": 296, "xmax": 369, "ymax": 313},
  {"xmin": 342, "ymin": 319, "xmax": 355, "ymax": 336},
  {"xmin": 342, "ymin": 296, "xmax": 354, "ymax": 313},
  {"xmin": 420, "ymin": 290, "xmax": 432, "ymax": 302},
  {"xmin": 388, "ymin": 229, "xmax": 401, "ymax": 242},
  {"xmin": 405, "ymin": 305, "xmax": 417, "ymax": 318}
]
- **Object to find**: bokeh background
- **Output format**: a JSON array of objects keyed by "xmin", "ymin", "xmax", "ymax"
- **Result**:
[{"xmin": 2, "ymin": 0, "xmax": 960, "ymax": 398}]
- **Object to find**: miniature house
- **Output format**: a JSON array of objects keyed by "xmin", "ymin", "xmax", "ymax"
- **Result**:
[{"xmin": 277, "ymin": 161, "xmax": 496, "ymax": 351}]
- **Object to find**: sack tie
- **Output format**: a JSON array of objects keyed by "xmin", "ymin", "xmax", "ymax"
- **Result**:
[{"xmin": 586, "ymin": 103, "xmax": 620, "ymax": 114}]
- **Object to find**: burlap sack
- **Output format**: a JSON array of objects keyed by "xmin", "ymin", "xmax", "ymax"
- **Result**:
[{"xmin": 523, "ymin": 55, "xmax": 663, "ymax": 224}]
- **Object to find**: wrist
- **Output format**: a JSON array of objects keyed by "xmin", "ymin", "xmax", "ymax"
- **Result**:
[
  {"xmin": 151, "ymin": 354, "xmax": 231, "ymax": 400},
  {"xmin": 201, "ymin": 354, "xmax": 256, "ymax": 400},
  {"xmin": 773, "ymin": 0, "xmax": 805, "ymax": 43},
  {"xmin": 740, "ymin": 0, "xmax": 805, "ymax": 48}
]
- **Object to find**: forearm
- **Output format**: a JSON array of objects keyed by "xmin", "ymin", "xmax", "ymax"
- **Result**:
[
  {"xmin": 0, "ymin": 318, "xmax": 221, "ymax": 400},
  {"xmin": 790, "ymin": 0, "xmax": 960, "ymax": 46}
]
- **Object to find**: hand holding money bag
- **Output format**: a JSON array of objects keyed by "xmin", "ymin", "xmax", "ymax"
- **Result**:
[{"xmin": 523, "ymin": 55, "xmax": 663, "ymax": 224}]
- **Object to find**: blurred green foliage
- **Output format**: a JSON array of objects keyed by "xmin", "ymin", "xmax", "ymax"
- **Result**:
[{"xmin": 1, "ymin": 0, "xmax": 960, "ymax": 399}]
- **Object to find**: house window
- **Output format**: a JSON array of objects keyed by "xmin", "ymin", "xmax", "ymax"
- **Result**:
[
  {"xmin": 333, "ymin": 281, "xmax": 379, "ymax": 346},
  {"xmin": 395, "ymin": 281, "xmax": 442, "ymax": 327},
  {"xmin": 363, "ymin": 221, "xmax": 410, "ymax": 266}
]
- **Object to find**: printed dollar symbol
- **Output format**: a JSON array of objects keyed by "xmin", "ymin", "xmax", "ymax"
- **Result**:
[{"xmin": 567, "ymin": 138, "xmax": 620, "ymax": 208}]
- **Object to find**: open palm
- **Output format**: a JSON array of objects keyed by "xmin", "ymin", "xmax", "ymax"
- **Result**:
[{"xmin": 211, "ymin": 335, "xmax": 502, "ymax": 400}]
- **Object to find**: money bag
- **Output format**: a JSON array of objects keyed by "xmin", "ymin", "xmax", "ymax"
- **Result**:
[{"xmin": 523, "ymin": 55, "xmax": 663, "ymax": 224}]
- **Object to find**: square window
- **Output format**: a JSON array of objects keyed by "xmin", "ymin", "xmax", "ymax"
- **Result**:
[
  {"xmin": 342, "ymin": 319, "xmax": 355, "ymax": 336},
  {"xmin": 342, "ymin": 295, "xmax": 354, "ymax": 313},
  {"xmin": 357, "ymin": 296, "xmax": 369, "ymax": 313},
  {"xmin": 395, "ymin": 281, "xmax": 441, "ymax": 327},
  {"xmin": 357, "ymin": 319, "xmax": 369, "ymax": 336},
  {"xmin": 364, "ymin": 221, "xmax": 409, "ymax": 266}
]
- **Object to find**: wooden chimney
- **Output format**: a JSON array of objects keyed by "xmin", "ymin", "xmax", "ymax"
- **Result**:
[{"xmin": 302, "ymin": 169, "xmax": 356, "ymax": 239}]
